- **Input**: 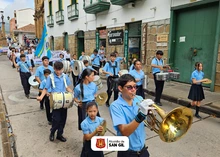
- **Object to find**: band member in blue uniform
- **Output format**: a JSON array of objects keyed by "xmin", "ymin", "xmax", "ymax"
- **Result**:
[
  {"xmin": 129, "ymin": 60, "xmax": 145, "ymax": 98},
  {"xmin": 74, "ymin": 68, "xmax": 99, "ymax": 130},
  {"xmin": 12, "ymin": 54, "xmax": 33, "ymax": 98},
  {"xmin": 187, "ymin": 62, "xmax": 208, "ymax": 119},
  {"xmin": 151, "ymin": 50, "xmax": 169, "ymax": 106},
  {"xmin": 114, "ymin": 51, "xmax": 125, "ymax": 71},
  {"xmin": 102, "ymin": 52, "xmax": 121, "ymax": 107},
  {"xmin": 109, "ymin": 74, "xmax": 154, "ymax": 157},
  {"xmin": 71, "ymin": 54, "xmax": 78, "ymax": 87},
  {"xmin": 80, "ymin": 101, "xmax": 104, "ymax": 157},
  {"xmin": 37, "ymin": 61, "xmax": 73, "ymax": 142},
  {"xmin": 90, "ymin": 49, "xmax": 101, "ymax": 75},
  {"xmin": 35, "ymin": 56, "xmax": 54, "ymax": 109},
  {"xmin": 39, "ymin": 69, "xmax": 52, "ymax": 125}
]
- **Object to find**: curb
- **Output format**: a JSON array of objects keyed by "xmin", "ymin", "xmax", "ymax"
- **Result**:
[{"xmin": 144, "ymin": 89, "xmax": 220, "ymax": 118}]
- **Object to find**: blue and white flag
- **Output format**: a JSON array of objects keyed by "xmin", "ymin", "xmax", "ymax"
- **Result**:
[{"xmin": 35, "ymin": 22, "xmax": 52, "ymax": 59}]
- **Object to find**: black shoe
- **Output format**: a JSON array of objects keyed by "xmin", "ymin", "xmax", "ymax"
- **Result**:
[
  {"xmin": 195, "ymin": 114, "xmax": 202, "ymax": 119},
  {"xmin": 56, "ymin": 135, "xmax": 67, "ymax": 142},
  {"xmin": 25, "ymin": 94, "xmax": 30, "ymax": 99},
  {"xmin": 40, "ymin": 105, "xmax": 44, "ymax": 110},
  {"xmin": 186, "ymin": 103, "xmax": 191, "ymax": 108},
  {"xmin": 49, "ymin": 133, "xmax": 54, "ymax": 141},
  {"xmin": 48, "ymin": 121, "xmax": 52, "ymax": 125},
  {"xmin": 156, "ymin": 102, "xmax": 162, "ymax": 106},
  {"xmin": 106, "ymin": 103, "xmax": 110, "ymax": 107}
]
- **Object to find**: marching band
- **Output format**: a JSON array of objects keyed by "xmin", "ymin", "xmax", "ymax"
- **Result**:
[{"xmin": 8, "ymin": 47, "xmax": 195, "ymax": 157}]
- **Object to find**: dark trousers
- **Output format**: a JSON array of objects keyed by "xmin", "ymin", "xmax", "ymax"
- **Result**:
[
  {"xmin": 100, "ymin": 60, "xmax": 106, "ymax": 68},
  {"xmin": 136, "ymin": 85, "xmax": 145, "ymax": 99},
  {"xmin": 92, "ymin": 65, "xmax": 100, "ymax": 75},
  {"xmin": 71, "ymin": 72, "xmax": 79, "ymax": 87},
  {"xmin": 118, "ymin": 147, "xmax": 150, "ymax": 157},
  {"xmin": 78, "ymin": 102, "xmax": 101, "ymax": 130},
  {"xmin": 38, "ymin": 91, "xmax": 45, "ymax": 108},
  {"xmin": 19, "ymin": 71, "xmax": 31, "ymax": 95},
  {"xmin": 153, "ymin": 73, "xmax": 164, "ymax": 103},
  {"xmin": 44, "ymin": 96, "xmax": 52, "ymax": 122},
  {"xmin": 106, "ymin": 76, "xmax": 119, "ymax": 104},
  {"xmin": 51, "ymin": 108, "xmax": 67, "ymax": 136},
  {"xmin": 30, "ymin": 59, "xmax": 35, "ymax": 67},
  {"xmin": 81, "ymin": 140, "xmax": 104, "ymax": 157}
]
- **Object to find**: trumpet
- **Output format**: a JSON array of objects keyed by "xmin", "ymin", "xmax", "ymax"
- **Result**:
[{"xmin": 135, "ymin": 95, "xmax": 193, "ymax": 142}]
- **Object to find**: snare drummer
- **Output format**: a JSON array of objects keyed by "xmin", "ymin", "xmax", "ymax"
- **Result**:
[
  {"xmin": 129, "ymin": 60, "xmax": 145, "ymax": 98},
  {"xmin": 114, "ymin": 51, "xmax": 125, "ymax": 71},
  {"xmin": 37, "ymin": 61, "xmax": 73, "ymax": 142},
  {"xmin": 90, "ymin": 49, "xmax": 101, "ymax": 75},
  {"xmin": 102, "ymin": 52, "xmax": 121, "ymax": 107},
  {"xmin": 151, "ymin": 50, "xmax": 170, "ymax": 106},
  {"xmin": 74, "ymin": 68, "xmax": 100, "ymax": 130},
  {"xmin": 39, "ymin": 69, "xmax": 52, "ymax": 125}
]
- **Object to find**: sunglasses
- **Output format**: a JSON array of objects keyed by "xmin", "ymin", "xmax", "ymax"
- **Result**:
[{"xmin": 124, "ymin": 85, "xmax": 138, "ymax": 90}]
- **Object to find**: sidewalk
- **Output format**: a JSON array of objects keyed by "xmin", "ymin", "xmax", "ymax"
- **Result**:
[{"xmin": 145, "ymin": 78, "xmax": 220, "ymax": 117}]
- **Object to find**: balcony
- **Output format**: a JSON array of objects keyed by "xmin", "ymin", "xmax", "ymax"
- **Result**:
[
  {"xmin": 67, "ymin": 3, "xmax": 79, "ymax": 21},
  {"xmin": 83, "ymin": 0, "xmax": 110, "ymax": 14},
  {"xmin": 56, "ymin": 10, "xmax": 64, "ymax": 25},
  {"xmin": 47, "ymin": 15, "xmax": 54, "ymax": 27},
  {"xmin": 110, "ymin": 0, "xmax": 137, "ymax": 6}
]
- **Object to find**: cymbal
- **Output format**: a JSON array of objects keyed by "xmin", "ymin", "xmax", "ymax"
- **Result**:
[
  {"xmin": 96, "ymin": 92, "xmax": 108, "ymax": 106},
  {"xmin": 98, "ymin": 120, "xmax": 106, "ymax": 136},
  {"xmin": 203, "ymin": 78, "xmax": 212, "ymax": 84}
]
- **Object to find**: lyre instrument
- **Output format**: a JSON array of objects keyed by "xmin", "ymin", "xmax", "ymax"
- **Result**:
[{"xmin": 136, "ymin": 96, "xmax": 193, "ymax": 142}]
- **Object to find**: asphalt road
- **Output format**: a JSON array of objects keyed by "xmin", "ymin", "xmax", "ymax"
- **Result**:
[{"xmin": 0, "ymin": 55, "xmax": 220, "ymax": 157}]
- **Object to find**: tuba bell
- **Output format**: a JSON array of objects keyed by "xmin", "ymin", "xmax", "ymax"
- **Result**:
[{"xmin": 144, "ymin": 104, "xmax": 193, "ymax": 142}]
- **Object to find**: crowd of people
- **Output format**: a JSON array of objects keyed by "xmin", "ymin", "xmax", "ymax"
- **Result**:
[{"xmin": 5, "ymin": 46, "xmax": 206, "ymax": 156}]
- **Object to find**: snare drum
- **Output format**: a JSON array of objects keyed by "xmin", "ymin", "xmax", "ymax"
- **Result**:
[
  {"xmin": 50, "ymin": 92, "xmax": 73, "ymax": 109},
  {"xmin": 156, "ymin": 73, "xmax": 169, "ymax": 81},
  {"xmin": 73, "ymin": 60, "xmax": 85, "ymax": 76},
  {"xmin": 93, "ymin": 75, "xmax": 103, "ymax": 90},
  {"xmin": 82, "ymin": 55, "xmax": 91, "ymax": 65},
  {"xmin": 62, "ymin": 60, "xmax": 70, "ymax": 73},
  {"xmin": 169, "ymin": 72, "xmax": 180, "ymax": 79}
]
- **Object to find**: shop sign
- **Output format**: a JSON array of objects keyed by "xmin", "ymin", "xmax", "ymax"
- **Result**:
[{"xmin": 108, "ymin": 30, "xmax": 123, "ymax": 45}]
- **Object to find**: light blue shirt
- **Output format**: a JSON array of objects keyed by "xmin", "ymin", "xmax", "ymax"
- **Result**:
[
  {"xmin": 39, "ymin": 79, "xmax": 51, "ymax": 93},
  {"xmin": 103, "ymin": 61, "xmax": 119, "ymax": 77},
  {"xmin": 115, "ymin": 57, "xmax": 123, "ymax": 70},
  {"xmin": 16, "ymin": 55, "xmax": 28, "ymax": 63},
  {"xmin": 79, "ymin": 56, "xmax": 83, "ymax": 60},
  {"xmin": 110, "ymin": 95, "xmax": 145, "ymax": 151},
  {"xmin": 74, "ymin": 82, "xmax": 98, "ymax": 102},
  {"xmin": 81, "ymin": 116, "xmax": 104, "ymax": 134},
  {"xmin": 151, "ymin": 57, "xmax": 164, "ymax": 74},
  {"xmin": 35, "ymin": 65, "xmax": 54, "ymax": 81},
  {"xmin": 17, "ymin": 61, "xmax": 31, "ymax": 73},
  {"xmin": 45, "ymin": 73, "xmax": 71, "ymax": 92},
  {"xmin": 191, "ymin": 70, "xmax": 204, "ymax": 84},
  {"xmin": 129, "ymin": 64, "xmax": 134, "ymax": 72},
  {"xmin": 90, "ymin": 54, "xmax": 100, "ymax": 66},
  {"xmin": 129, "ymin": 70, "xmax": 145, "ymax": 86},
  {"xmin": 59, "ymin": 58, "xmax": 65, "ymax": 62}
]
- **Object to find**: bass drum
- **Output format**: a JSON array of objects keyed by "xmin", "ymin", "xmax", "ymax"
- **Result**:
[
  {"xmin": 62, "ymin": 60, "xmax": 70, "ymax": 73},
  {"xmin": 93, "ymin": 75, "xmax": 103, "ymax": 90},
  {"xmin": 73, "ymin": 60, "xmax": 85, "ymax": 76},
  {"xmin": 28, "ymin": 75, "xmax": 39, "ymax": 89},
  {"xmin": 82, "ymin": 55, "xmax": 92, "ymax": 65},
  {"xmin": 50, "ymin": 92, "xmax": 73, "ymax": 109},
  {"xmin": 119, "ymin": 69, "xmax": 128, "ymax": 76}
]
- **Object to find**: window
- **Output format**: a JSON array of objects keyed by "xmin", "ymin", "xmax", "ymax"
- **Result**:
[
  {"xmin": 49, "ymin": 1, "xmax": 52, "ymax": 15},
  {"xmin": 58, "ymin": 0, "xmax": 63, "ymax": 11}
]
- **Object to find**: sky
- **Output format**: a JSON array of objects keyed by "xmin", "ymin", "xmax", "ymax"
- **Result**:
[{"xmin": 0, "ymin": 0, "xmax": 34, "ymax": 21}]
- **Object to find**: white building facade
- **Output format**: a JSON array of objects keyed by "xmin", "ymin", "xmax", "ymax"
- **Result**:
[
  {"xmin": 45, "ymin": 0, "xmax": 220, "ymax": 92},
  {"xmin": 15, "ymin": 8, "xmax": 35, "ymax": 29}
]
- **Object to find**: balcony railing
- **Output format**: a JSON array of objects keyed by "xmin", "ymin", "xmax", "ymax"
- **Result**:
[
  {"xmin": 55, "ymin": 10, "xmax": 64, "ymax": 25},
  {"xmin": 83, "ymin": 0, "xmax": 110, "ymax": 14},
  {"xmin": 110, "ymin": 0, "xmax": 137, "ymax": 6},
  {"xmin": 67, "ymin": 3, "xmax": 79, "ymax": 21},
  {"xmin": 47, "ymin": 15, "xmax": 54, "ymax": 27}
]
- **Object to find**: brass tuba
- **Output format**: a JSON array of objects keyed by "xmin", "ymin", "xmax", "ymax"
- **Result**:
[{"xmin": 144, "ymin": 104, "xmax": 193, "ymax": 142}]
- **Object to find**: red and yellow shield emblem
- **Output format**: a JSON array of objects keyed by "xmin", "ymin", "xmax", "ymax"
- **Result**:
[{"xmin": 96, "ymin": 138, "xmax": 105, "ymax": 149}]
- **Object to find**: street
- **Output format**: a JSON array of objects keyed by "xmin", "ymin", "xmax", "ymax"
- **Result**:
[{"xmin": 0, "ymin": 55, "xmax": 220, "ymax": 157}]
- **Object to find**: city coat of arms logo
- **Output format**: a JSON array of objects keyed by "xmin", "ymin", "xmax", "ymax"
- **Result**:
[{"xmin": 96, "ymin": 138, "xmax": 106, "ymax": 149}]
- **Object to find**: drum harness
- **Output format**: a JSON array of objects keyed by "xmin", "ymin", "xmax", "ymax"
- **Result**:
[{"xmin": 107, "ymin": 61, "xmax": 119, "ymax": 91}]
